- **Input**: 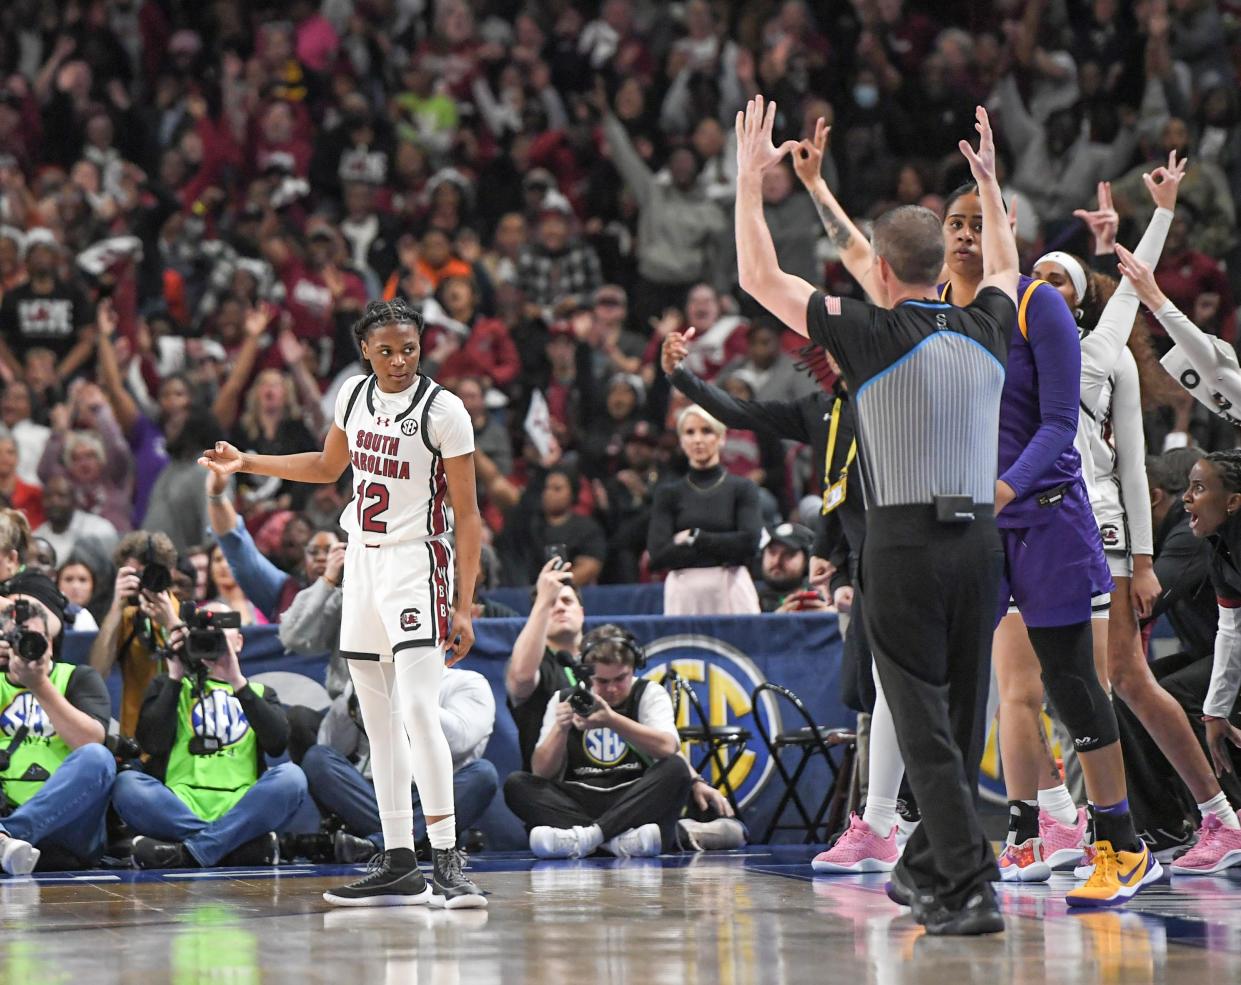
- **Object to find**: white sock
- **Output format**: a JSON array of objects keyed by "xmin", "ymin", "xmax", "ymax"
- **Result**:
[
  {"xmin": 349, "ymin": 659, "xmax": 415, "ymax": 851},
  {"xmin": 1198, "ymin": 791, "xmax": 1240, "ymax": 830},
  {"xmin": 1038, "ymin": 784, "xmax": 1078, "ymax": 826},
  {"xmin": 394, "ymin": 646, "xmax": 456, "ymax": 825},
  {"xmin": 862, "ymin": 666, "xmax": 906, "ymax": 838},
  {"xmin": 426, "ymin": 816, "xmax": 457, "ymax": 851}
]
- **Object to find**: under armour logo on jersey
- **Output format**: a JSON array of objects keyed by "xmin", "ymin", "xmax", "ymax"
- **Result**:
[
  {"xmin": 400, "ymin": 607, "xmax": 422, "ymax": 632},
  {"xmin": 375, "ymin": 416, "xmax": 391, "ymax": 427},
  {"xmin": 401, "ymin": 419, "xmax": 418, "ymax": 436}
]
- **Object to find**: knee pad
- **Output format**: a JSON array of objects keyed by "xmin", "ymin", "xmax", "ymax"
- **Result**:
[{"xmin": 1027, "ymin": 622, "xmax": 1119, "ymax": 752}]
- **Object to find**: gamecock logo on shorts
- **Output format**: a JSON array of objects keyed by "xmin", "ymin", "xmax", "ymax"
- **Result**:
[
  {"xmin": 399, "ymin": 607, "xmax": 422, "ymax": 632},
  {"xmin": 1100, "ymin": 523, "xmax": 1120, "ymax": 548}
]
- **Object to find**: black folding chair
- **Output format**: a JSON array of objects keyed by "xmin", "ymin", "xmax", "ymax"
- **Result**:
[
  {"xmin": 664, "ymin": 668, "xmax": 752, "ymax": 816},
  {"xmin": 751, "ymin": 682, "xmax": 857, "ymax": 844}
]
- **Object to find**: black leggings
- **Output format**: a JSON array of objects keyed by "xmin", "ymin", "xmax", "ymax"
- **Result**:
[{"xmin": 1026, "ymin": 621, "xmax": 1119, "ymax": 752}]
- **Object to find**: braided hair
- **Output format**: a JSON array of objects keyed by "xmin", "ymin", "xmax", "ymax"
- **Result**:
[
  {"xmin": 352, "ymin": 298, "xmax": 424, "ymax": 349},
  {"xmin": 1204, "ymin": 449, "xmax": 1241, "ymax": 494}
]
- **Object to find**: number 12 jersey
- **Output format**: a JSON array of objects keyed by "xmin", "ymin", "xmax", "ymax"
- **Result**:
[{"xmin": 333, "ymin": 373, "xmax": 475, "ymax": 547}]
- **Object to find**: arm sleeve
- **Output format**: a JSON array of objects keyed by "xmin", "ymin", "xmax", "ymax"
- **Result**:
[
  {"xmin": 135, "ymin": 676, "xmax": 181, "ymax": 756},
  {"xmin": 1156, "ymin": 299, "xmax": 1241, "ymax": 421},
  {"xmin": 1205, "ymin": 603, "xmax": 1241, "ymax": 718},
  {"xmin": 1079, "ymin": 207, "xmax": 1174, "ymax": 414},
  {"xmin": 670, "ymin": 365, "xmax": 811, "ymax": 443},
  {"xmin": 237, "ymin": 683, "xmax": 289, "ymax": 757},
  {"xmin": 999, "ymin": 285, "xmax": 1081, "ymax": 498},
  {"xmin": 427, "ymin": 390, "xmax": 475, "ymax": 458},
  {"xmin": 694, "ymin": 481, "xmax": 762, "ymax": 565},
  {"xmin": 1109, "ymin": 352, "xmax": 1154, "ymax": 556},
  {"xmin": 637, "ymin": 683, "xmax": 680, "ymax": 750},
  {"xmin": 602, "ymin": 113, "xmax": 654, "ymax": 208},
  {"xmin": 215, "ymin": 517, "xmax": 287, "ymax": 620},
  {"xmin": 64, "ymin": 665, "xmax": 112, "ymax": 730},
  {"xmin": 277, "ymin": 579, "xmax": 343, "ymax": 654},
  {"xmin": 438, "ymin": 671, "xmax": 495, "ymax": 764}
]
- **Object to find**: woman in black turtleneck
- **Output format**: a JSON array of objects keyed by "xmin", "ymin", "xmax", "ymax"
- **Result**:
[{"xmin": 647, "ymin": 405, "xmax": 762, "ymax": 615}]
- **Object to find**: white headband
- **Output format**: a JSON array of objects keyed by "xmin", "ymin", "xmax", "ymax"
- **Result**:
[{"xmin": 1035, "ymin": 251, "xmax": 1087, "ymax": 306}]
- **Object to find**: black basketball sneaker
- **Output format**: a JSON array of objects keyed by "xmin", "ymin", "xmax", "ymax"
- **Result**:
[
  {"xmin": 428, "ymin": 848, "xmax": 487, "ymax": 909},
  {"xmin": 322, "ymin": 848, "xmax": 433, "ymax": 907}
]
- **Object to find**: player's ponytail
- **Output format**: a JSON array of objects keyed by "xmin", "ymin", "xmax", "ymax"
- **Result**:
[{"xmin": 352, "ymin": 298, "xmax": 425, "ymax": 348}]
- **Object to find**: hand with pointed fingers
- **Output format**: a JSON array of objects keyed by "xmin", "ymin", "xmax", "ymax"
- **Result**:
[
  {"xmin": 661, "ymin": 326, "xmax": 696, "ymax": 375},
  {"xmin": 1073, "ymin": 180, "xmax": 1119, "ymax": 253},
  {"xmin": 958, "ymin": 106, "xmax": 997, "ymax": 184},
  {"xmin": 1115, "ymin": 244, "xmax": 1167, "ymax": 311},
  {"xmin": 792, "ymin": 117, "xmax": 829, "ymax": 187},
  {"xmin": 735, "ymin": 95, "xmax": 798, "ymax": 178},
  {"xmin": 1143, "ymin": 149, "xmax": 1188, "ymax": 211}
]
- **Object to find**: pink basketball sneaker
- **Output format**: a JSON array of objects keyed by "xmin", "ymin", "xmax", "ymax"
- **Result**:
[
  {"xmin": 1170, "ymin": 814, "xmax": 1241, "ymax": 876},
  {"xmin": 811, "ymin": 814, "xmax": 898, "ymax": 874},
  {"xmin": 1039, "ymin": 807, "xmax": 1088, "ymax": 870}
]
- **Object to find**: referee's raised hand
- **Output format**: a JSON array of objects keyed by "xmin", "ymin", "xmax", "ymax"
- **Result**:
[{"xmin": 735, "ymin": 94, "xmax": 798, "ymax": 178}]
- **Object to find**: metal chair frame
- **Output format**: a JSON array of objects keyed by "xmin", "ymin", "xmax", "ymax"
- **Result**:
[
  {"xmin": 664, "ymin": 668, "xmax": 752, "ymax": 816},
  {"xmin": 750, "ymin": 681, "xmax": 856, "ymax": 844}
]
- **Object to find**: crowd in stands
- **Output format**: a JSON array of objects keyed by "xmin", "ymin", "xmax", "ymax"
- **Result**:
[{"xmin": 0, "ymin": 0, "xmax": 1237, "ymax": 621}]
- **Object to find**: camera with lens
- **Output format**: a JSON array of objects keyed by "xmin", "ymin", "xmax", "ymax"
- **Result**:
[
  {"xmin": 566, "ymin": 660, "xmax": 598, "ymax": 716},
  {"xmin": 0, "ymin": 599, "xmax": 48, "ymax": 664},
  {"xmin": 178, "ymin": 602, "xmax": 240, "ymax": 674},
  {"xmin": 129, "ymin": 536, "xmax": 172, "ymax": 605}
]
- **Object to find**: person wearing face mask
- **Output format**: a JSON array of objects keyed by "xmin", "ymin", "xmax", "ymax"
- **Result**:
[{"xmin": 646, "ymin": 404, "xmax": 761, "ymax": 615}]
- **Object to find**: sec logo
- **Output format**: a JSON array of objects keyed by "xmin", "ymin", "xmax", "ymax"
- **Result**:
[
  {"xmin": 401, "ymin": 419, "xmax": 419, "ymax": 436},
  {"xmin": 190, "ymin": 691, "xmax": 251, "ymax": 747},
  {"xmin": 0, "ymin": 692, "xmax": 56, "ymax": 739},
  {"xmin": 582, "ymin": 727, "xmax": 629, "ymax": 766},
  {"xmin": 643, "ymin": 635, "xmax": 781, "ymax": 810}
]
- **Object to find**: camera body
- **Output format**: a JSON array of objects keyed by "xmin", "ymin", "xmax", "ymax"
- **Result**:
[
  {"xmin": 0, "ymin": 599, "xmax": 48, "ymax": 664},
  {"xmin": 567, "ymin": 661, "xmax": 598, "ymax": 716},
  {"xmin": 178, "ymin": 602, "xmax": 241, "ymax": 674},
  {"xmin": 128, "ymin": 535, "xmax": 172, "ymax": 605}
]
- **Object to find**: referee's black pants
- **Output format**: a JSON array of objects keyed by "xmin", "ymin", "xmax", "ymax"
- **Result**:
[{"xmin": 861, "ymin": 506, "xmax": 1003, "ymax": 911}]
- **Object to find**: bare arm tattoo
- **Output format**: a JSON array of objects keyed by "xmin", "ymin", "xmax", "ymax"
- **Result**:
[{"xmin": 813, "ymin": 193, "xmax": 855, "ymax": 251}]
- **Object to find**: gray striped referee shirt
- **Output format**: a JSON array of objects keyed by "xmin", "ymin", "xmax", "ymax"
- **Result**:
[{"xmin": 806, "ymin": 289, "xmax": 1013, "ymax": 509}]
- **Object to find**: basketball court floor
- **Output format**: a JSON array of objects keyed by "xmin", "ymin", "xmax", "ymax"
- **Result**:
[{"xmin": 4, "ymin": 847, "xmax": 1239, "ymax": 985}]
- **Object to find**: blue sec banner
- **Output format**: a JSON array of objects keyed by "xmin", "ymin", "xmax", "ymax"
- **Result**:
[{"xmin": 64, "ymin": 613, "xmax": 851, "ymax": 849}]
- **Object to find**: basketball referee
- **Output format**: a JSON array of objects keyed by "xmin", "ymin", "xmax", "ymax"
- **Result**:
[{"xmin": 735, "ymin": 99, "xmax": 1018, "ymax": 936}]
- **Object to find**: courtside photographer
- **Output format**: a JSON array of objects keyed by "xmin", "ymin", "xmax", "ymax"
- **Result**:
[
  {"xmin": 0, "ymin": 580, "xmax": 115, "ymax": 875},
  {"xmin": 110, "ymin": 599, "xmax": 306, "ymax": 869}
]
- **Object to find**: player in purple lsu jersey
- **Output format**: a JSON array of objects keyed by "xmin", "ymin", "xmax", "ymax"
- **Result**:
[{"xmin": 789, "ymin": 118, "xmax": 1159, "ymax": 907}]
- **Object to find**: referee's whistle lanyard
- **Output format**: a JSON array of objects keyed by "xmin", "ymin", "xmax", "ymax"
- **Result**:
[{"xmin": 820, "ymin": 398, "xmax": 857, "ymax": 516}]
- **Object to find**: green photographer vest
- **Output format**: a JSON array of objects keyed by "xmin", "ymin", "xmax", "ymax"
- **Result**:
[
  {"xmin": 0, "ymin": 662, "xmax": 75, "ymax": 807},
  {"xmin": 164, "ymin": 678, "xmax": 266, "ymax": 822}
]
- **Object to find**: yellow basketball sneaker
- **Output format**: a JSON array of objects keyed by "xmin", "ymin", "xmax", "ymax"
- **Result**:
[{"xmin": 1065, "ymin": 841, "xmax": 1162, "ymax": 909}]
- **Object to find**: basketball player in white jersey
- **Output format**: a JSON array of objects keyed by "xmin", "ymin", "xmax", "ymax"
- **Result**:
[{"xmin": 200, "ymin": 298, "xmax": 487, "ymax": 908}]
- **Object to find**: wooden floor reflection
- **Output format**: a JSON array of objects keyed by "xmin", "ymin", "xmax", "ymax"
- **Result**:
[{"xmin": 2, "ymin": 850, "xmax": 1240, "ymax": 985}]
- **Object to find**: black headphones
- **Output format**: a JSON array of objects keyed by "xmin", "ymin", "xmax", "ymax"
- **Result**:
[{"xmin": 579, "ymin": 626, "xmax": 647, "ymax": 670}]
